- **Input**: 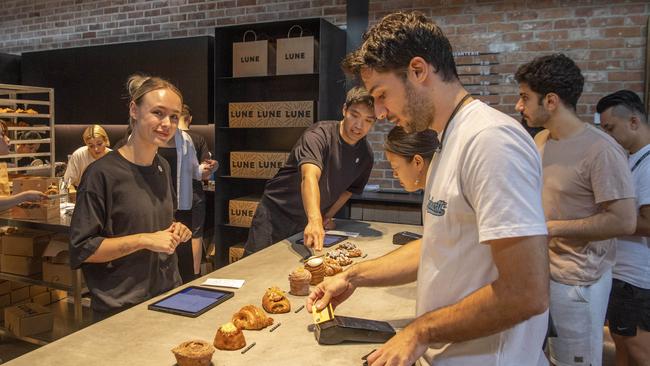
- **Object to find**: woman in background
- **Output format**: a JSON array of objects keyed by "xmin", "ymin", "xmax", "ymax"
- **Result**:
[
  {"xmin": 383, "ymin": 126, "xmax": 438, "ymax": 192},
  {"xmin": 63, "ymin": 124, "xmax": 112, "ymax": 187}
]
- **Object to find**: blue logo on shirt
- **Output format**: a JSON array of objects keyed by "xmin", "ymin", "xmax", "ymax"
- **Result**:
[{"xmin": 427, "ymin": 199, "xmax": 447, "ymax": 216}]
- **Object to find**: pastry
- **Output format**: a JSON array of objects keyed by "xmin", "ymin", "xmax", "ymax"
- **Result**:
[
  {"xmin": 171, "ymin": 339, "xmax": 214, "ymax": 366},
  {"xmin": 25, "ymin": 108, "xmax": 38, "ymax": 114},
  {"xmin": 326, "ymin": 249, "xmax": 353, "ymax": 266},
  {"xmin": 14, "ymin": 108, "xmax": 24, "ymax": 113},
  {"xmin": 337, "ymin": 242, "xmax": 362, "ymax": 257},
  {"xmin": 262, "ymin": 286, "xmax": 291, "ymax": 314},
  {"xmin": 288, "ymin": 267, "xmax": 311, "ymax": 296},
  {"xmin": 44, "ymin": 183, "xmax": 58, "ymax": 196},
  {"xmin": 323, "ymin": 257, "xmax": 342, "ymax": 276},
  {"xmin": 213, "ymin": 322, "xmax": 246, "ymax": 351},
  {"xmin": 232, "ymin": 304, "xmax": 273, "ymax": 330},
  {"xmin": 0, "ymin": 107, "xmax": 14, "ymax": 113},
  {"xmin": 304, "ymin": 257, "xmax": 326, "ymax": 285}
]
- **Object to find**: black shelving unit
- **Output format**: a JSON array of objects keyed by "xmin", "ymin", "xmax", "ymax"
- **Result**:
[{"xmin": 213, "ymin": 18, "xmax": 346, "ymax": 267}]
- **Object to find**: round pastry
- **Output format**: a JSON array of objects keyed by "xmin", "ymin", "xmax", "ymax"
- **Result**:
[
  {"xmin": 288, "ymin": 267, "xmax": 312, "ymax": 296},
  {"xmin": 232, "ymin": 304, "xmax": 274, "ymax": 330},
  {"xmin": 337, "ymin": 242, "xmax": 362, "ymax": 257},
  {"xmin": 213, "ymin": 322, "xmax": 246, "ymax": 351},
  {"xmin": 171, "ymin": 339, "xmax": 214, "ymax": 366},
  {"xmin": 304, "ymin": 257, "xmax": 326, "ymax": 285},
  {"xmin": 262, "ymin": 286, "xmax": 291, "ymax": 314},
  {"xmin": 323, "ymin": 257, "xmax": 342, "ymax": 276},
  {"xmin": 326, "ymin": 249, "xmax": 353, "ymax": 266}
]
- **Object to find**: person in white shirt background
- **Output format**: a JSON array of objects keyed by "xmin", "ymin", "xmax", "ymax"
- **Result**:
[
  {"xmin": 597, "ymin": 90, "xmax": 650, "ymax": 366},
  {"xmin": 63, "ymin": 124, "xmax": 111, "ymax": 187}
]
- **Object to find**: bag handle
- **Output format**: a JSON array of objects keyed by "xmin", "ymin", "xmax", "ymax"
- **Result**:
[
  {"xmin": 242, "ymin": 30, "xmax": 257, "ymax": 42},
  {"xmin": 287, "ymin": 25, "xmax": 304, "ymax": 38}
]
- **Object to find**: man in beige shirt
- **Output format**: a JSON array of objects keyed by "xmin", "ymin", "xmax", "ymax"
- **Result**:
[{"xmin": 515, "ymin": 54, "xmax": 636, "ymax": 366}]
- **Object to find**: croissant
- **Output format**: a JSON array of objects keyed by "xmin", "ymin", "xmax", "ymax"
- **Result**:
[
  {"xmin": 262, "ymin": 286, "xmax": 291, "ymax": 314},
  {"xmin": 232, "ymin": 305, "xmax": 274, "ymax": 330}
]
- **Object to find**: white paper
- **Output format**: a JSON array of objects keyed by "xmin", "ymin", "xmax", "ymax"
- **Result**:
[
  {"xmin": 326, "ymin": 230, "xmax": 360, "ymax": 238},
  {"xmin": 202, "ymin": 278, "xmax": 245, "ymax": 289}
]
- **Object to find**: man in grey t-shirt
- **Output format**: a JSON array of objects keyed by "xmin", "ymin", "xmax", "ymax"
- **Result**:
[
  {"xmin": 244, "ymin": 87, "xmax": 376, "ymax": 254},
  {"xmin": 515, "ymin": 54, "xmax": 636, "ymax": 366}
]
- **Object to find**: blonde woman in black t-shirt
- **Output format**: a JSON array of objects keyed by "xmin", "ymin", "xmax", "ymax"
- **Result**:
[{"xmin": 69, "ymin": 75, "xmax": 191, "ymax": 318}]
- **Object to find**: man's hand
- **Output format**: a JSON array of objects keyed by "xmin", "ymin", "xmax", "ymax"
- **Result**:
[
  {"xmin": 18, "ymin": 190, "xmax": 47, "ymax": 202},
  {"xmin": 200, "ymin": 159, "xmax": 218, "ymax": 180},
  {"xmin": 303, "ymin": 219, "xmax": 325, "ymax": 251},
  {"xmin": 366, "ymin": 324, "xmax": 428, "ymax": 366},
  {"xmin": 323, "ymin": 217, "xmax": 336, "ymax": 230},
  {"xmin": 307, "ymin": 273, "xmax": 356, "ymax": 312}
]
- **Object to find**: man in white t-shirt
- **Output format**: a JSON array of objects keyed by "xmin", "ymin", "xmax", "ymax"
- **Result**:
[
  {"xmin": 515, "ymin": 55, "xmax": 636, "ymax": 366},
  {"xmin": 597, "ymin": 90, "xmax": 650, "ymax": 365},
  {"xmin": 307, "ymin": 11, "xmax": 550, "ymax": 366}
]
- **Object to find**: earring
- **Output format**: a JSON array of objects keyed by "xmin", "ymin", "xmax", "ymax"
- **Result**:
[{"xmin": 414, "ymin": 178, "xmax": 420, "ymax": 186}]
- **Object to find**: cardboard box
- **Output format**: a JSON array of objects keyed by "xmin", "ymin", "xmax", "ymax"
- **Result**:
[
  {"xmin": 228, "ymin": 245, "xmax": 245, "ymax": 264},
  {"xmin": 11, "ymin": 204, "xmax": 60, "ymax": 221},
  {"xmin": 4, "ymin": 303, "xmax": 53, "ymax": 337},
  {"xmin": 11, "ymin": 177, "xmax": 61, "ymax": 220},
  {"xmin": 0, "ymin": 293, "xmax": 10, "ymax": 307},
  {"xmin": 10, "ymin": 286, "xmax": 29, "ymax": 304},
  {"xmin": 1, "ymin": 229, "xmax": 51, "ymax": 257},
  {"xmin": 31, "ymin": 291, "xmax": 51, "ymax": 307},
  {"xmin": 43, "ymin": 261, "xmax": 79, "ymax": 287},
  {"xmin": 50, "ymin": 289, "xmax": 67, "ymax": 302},
  {"xmin": 29, "ymin": 285, "xmax": 47, "ymax": 297},
  {"xmin": 0, "ymin": 280, "xmax": 10, "ymax": 295},
  {"xmin": 230, "ymin": 151, "xmax": 289, "ymax": 178},
  {"xmin": 1, "ymin": 254, "xmax": 42, "ymax": 276},
  {"xmin": 228, "ymin": 101, "xmax": 313, "ymax": 128},
  {"xmin": 229, "ymin": 196, "xmax": 260, "ymax": 227},
  {"xmin": 10, "ymin": 281, "xmax": 28, "ymax": 290}
]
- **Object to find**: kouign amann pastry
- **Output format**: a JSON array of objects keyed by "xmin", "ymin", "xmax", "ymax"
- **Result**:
[
  {"xmin": 262, "ymin": 286, "xmax": 291, "ymax": 314},
  {"xmin": 213, "ymin": 322, "xmax": 246, "ymax": 350},
  {"xmin": 171, "ymin": 339, "xmax": 214, "ymax": 366},
  {"xmin": 326, "ymin": 249, "xmax": 353, "ymax": 266},
  {"xmin": 337, "ymin": 242, "xmax": 362, "ymax": 257},
  {"xmin": 304, "ymin": 257, "xmax": 326, "ymax": 285},
  {"xmin": 288, "ymin": 267, "xmax": 311, "ymax": 296},
  {"xmin": 323, "ymin": 257, "xmax": 343, "ymax": 276},
  {"xmin": 232, "ymin": 304, "xmax": 274, "ymax": 330}
]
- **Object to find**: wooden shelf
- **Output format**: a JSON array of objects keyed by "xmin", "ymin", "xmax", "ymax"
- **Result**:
[
  {"xmin": 217, "ymin": 72, "xmax": 318, "ymax": 81},
  {"xmin": 0, "ymin": 98, "xmax": 51, "ymax": 106},
  {"xmin": 0, "ymin": 113, "xmax": 51, "ymax": 118}
]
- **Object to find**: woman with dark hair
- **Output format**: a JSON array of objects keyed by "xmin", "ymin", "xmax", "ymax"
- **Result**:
[
  {"xmin": 384, "ymin": 126, "xmax": 438, "ymax": 192},
  {"xmin": 69, "ymin": 74, "xmax": 192, "ymax": 318}
]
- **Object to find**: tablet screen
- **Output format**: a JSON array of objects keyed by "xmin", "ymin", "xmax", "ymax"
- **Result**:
[
  {"xmin": 296, "ymin": 234, "xmax": 348, "ymax": 247},
  {"xmin": 149, "ymin": 287, "xmax": 232, "ymax": 316}
]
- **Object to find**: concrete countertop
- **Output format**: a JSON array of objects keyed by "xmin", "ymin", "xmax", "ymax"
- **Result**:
[{"xmin": 5, "ymin": 220, "xmax": 421, "ymax": 366}]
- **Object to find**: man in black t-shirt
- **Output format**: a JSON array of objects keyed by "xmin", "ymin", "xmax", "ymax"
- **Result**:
[{"xmin": 244, "ymin": 87, "xmax": 376, "ymax": 254}]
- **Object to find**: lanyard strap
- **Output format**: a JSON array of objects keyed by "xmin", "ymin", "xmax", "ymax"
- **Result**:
[
  {"xmin": 631, "ymin": 149, "xmax": 650, "ymax": 172},
  {"xmin": 437, "ymin": 93, "xmax": 472, "ymax": 153}
]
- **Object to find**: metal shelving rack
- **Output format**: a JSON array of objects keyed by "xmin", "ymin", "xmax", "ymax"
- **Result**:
[{"xmin": 0, "ymin": 83, "xmax": 55, "ymax": 177}]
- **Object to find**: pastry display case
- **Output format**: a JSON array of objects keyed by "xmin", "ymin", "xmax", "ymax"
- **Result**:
[{"xmin": 0, "ymin": 83, "xmax": 55, "ymax": 177}]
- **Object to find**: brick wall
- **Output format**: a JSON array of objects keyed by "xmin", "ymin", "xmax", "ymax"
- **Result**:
[
  {"xmin": 366, "ymin": 0, "xmax": 649, "ymax": 188},
  {"xmin": 0, "ymin": 0, "xmax": 648, "ymax": 189},
  {"xmin": 0, "ymin": 0, "xmax": 346, "ymax": 53}
]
